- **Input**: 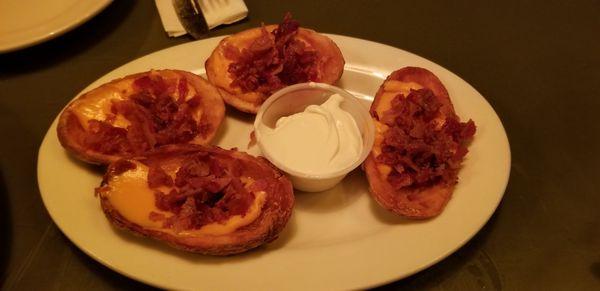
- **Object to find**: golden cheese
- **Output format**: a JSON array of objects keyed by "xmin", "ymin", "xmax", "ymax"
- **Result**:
[
  {"xmin": 104, "ymin": 161, "xmax": 167, "ymax": 229},
  {"xmin": 103, "ymin": 161, "xmax": 266, "ymax": 236},
  {"xmin": 70, "ymin": 72, "xmax": 200, "ymax": 130},
  {"xmin": 71, "ymin": 84, "xmax": 130, "ymax": 130}
]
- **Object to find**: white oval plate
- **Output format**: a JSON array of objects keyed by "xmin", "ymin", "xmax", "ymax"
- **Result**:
[
  {"xmin": 0, "ymin": 0, "xmax": 112, "ymax": 53},
  {"xmin": 37, "ymin": 35, "xmax": 510, "ymax": 290}
]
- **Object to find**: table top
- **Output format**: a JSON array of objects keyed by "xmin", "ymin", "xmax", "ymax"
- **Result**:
[{"xmin": 1, "ymin": 1, "xmax": 599, "ymax": 290}]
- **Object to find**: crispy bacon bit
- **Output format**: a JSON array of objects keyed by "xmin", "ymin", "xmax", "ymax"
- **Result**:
[
  {"xmin": 168, "ymin": 196, "xmax": 196, "ymax": 232},
  {"xmin": 151, "ymin": 153, "xmax": 256, "ymax": 230},
  {"xmin": 82, "ymin": 76, "xmax": 200, "ymax": 155},
  {"xmin": 217, "ymin": 178, "xmax": 254, "ymax": 216},
  {"xmin": 377, "ymin": 89, "xmax": 476, "ymax": 189},
  {"xmin": 247, "ymin": 131, "xmax": 257, "ymax": 149},
  {"xmin": 188, "ymin": 176, "xmax": 232, "ymax": 193},
  {"xmin": 84, "ymin": 120, "xmax": 130, "ymax": 154},
  {"xmin": 148, "ymin": 166, "xmax": 173, "ymax": 188},
  {"xmin": 154, "ymin": 189, "xmax": 185, "ymax": 212},
  {"xmin": 174, "ymin": 153, "xmax": 210, "ymax": 187},
  {"xmin": 177, "ymin": 78, "xmax": 189, "ymax": 103},
  {"xmin": 279, "ymin": 39, "xmax": 318, "ymax": 84},
  {"xmin": 112, "ymin": 100, "xmax": 156, "ymax": 154},
  {"xmin": 111, "ymin": 160, "xmax": 137, "ymax": 175},
  {"xmin": 228, "ymin": 13, "xmax": 318, "ymax": 94},
  {"xmin": 273, "ymin": 13, "xmax": 299, "ymax": 45},
  {"xmin": 186, "ymin": 94, "xmax": 201, "ymax": 108},
  {"xmin": 133, "ymin": 75, "xmax": 169, "ymax": 97}
]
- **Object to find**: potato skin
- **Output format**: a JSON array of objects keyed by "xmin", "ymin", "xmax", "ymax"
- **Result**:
[
  {"xmin": 364, "ymin": 154, "xmax": 454, "ymax": 219},
  {"xmin": 98, "ymin": 144, "xmax": 295, "ymax": 255},
  {"xmin": 365, "ymin": 67, "xmax": 460, "ymax": 219},
  {"xmin": 205, "ymin": 25, "xmax": 345, "ymax": 114},
  {"xmin": 57, "ymin": 70, "xmax": 225, "ymax": 165}
]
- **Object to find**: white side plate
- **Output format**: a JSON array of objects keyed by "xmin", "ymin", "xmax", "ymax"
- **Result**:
[{"xmin": 0, "ymin": 0, "xmax": 112, "ymax": 53}]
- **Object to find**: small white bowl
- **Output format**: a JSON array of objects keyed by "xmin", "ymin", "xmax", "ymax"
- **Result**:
[{"xmin": 254, "ymin": 82, "xmax": 375, "ymax": 192}]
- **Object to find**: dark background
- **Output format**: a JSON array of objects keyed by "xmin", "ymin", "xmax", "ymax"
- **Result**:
[{"xmin": 1, "ymin": 0, "xmax": 599, "ymax": 290}]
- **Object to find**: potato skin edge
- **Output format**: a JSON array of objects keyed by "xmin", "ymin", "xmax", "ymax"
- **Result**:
[{"xmin": 98, "ymin": 144, "xmax": 295, "ymax": 255}]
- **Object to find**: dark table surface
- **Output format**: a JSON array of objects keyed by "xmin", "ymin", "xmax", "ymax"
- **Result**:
[{"xmin": 1, "ymin": 0, "xmax": 599, "ymax": 290}]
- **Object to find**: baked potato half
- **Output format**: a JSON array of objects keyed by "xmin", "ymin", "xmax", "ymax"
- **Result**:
[
  {"xmin": 57, "ymin": 70, "xmax": 225, "ymax": 164},
  {"xmin": 205, "ymin": 14, "xmax": 344, "ymax": 113},
  {"xmin": 365, "ymin": 67, "xmax": 476, "ymax": 218},
  {"xmin": 97, "ymin": 144, "xmax": 294, "ymax": 255}
]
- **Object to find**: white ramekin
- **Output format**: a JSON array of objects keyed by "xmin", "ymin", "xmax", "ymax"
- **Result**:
[{"xmin": 254, "ymin": 82, "xmax": 375, "ymax": 192}]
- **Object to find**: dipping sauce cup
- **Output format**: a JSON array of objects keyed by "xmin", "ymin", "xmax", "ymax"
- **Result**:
[{"xmin": 254, "ymin": 82, "xmax": 375, "ymax": 192}]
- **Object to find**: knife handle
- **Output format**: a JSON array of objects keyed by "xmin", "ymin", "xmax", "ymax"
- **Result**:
[{"xmin": 172, "ymin": 0, "xmax": 209, "ymax": 38}]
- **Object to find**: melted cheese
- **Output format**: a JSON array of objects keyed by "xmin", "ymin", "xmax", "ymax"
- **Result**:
[
  {"xmin": 103, "ymin": 161, "xmax": 266, "ymax": 236},
  {"xmin": 71, "ymin": 83, "xmax": 131, "ymax": 130},
  {"xmin": 104, "ymin": 162, "xmax": 168, "ymax": 229},
  {"xmin": 70, "ymin": 72, "xmax": 198, "ymax": 130}
]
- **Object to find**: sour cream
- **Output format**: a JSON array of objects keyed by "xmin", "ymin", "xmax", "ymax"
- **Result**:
[{"xmin": 259, "ymin": 94, "xmax": 363, "ymax": 175}]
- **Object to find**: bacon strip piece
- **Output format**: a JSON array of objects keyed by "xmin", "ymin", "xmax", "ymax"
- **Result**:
[{"xmin": 364, "ymin": 67, "xmax": 476, "ymax": 218}]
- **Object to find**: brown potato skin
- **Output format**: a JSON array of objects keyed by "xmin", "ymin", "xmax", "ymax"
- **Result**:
[
  {"xmin": 205, "ymin": 25, "xmax": 345, "ymax": 114},
  {"xmin": 364, "ymin": 154, "xmax": 454, "ymax": 219},
  {"xmin": 365, "ymin": 67, "xmax": 459, "ymax": 219},
  {"xmin": 57, "ymin": 70, "xmax": 225, "ymax": 165},
  {"xmin": 98, "ymin": 144, "xmax": 294, "ymax": 255}
]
